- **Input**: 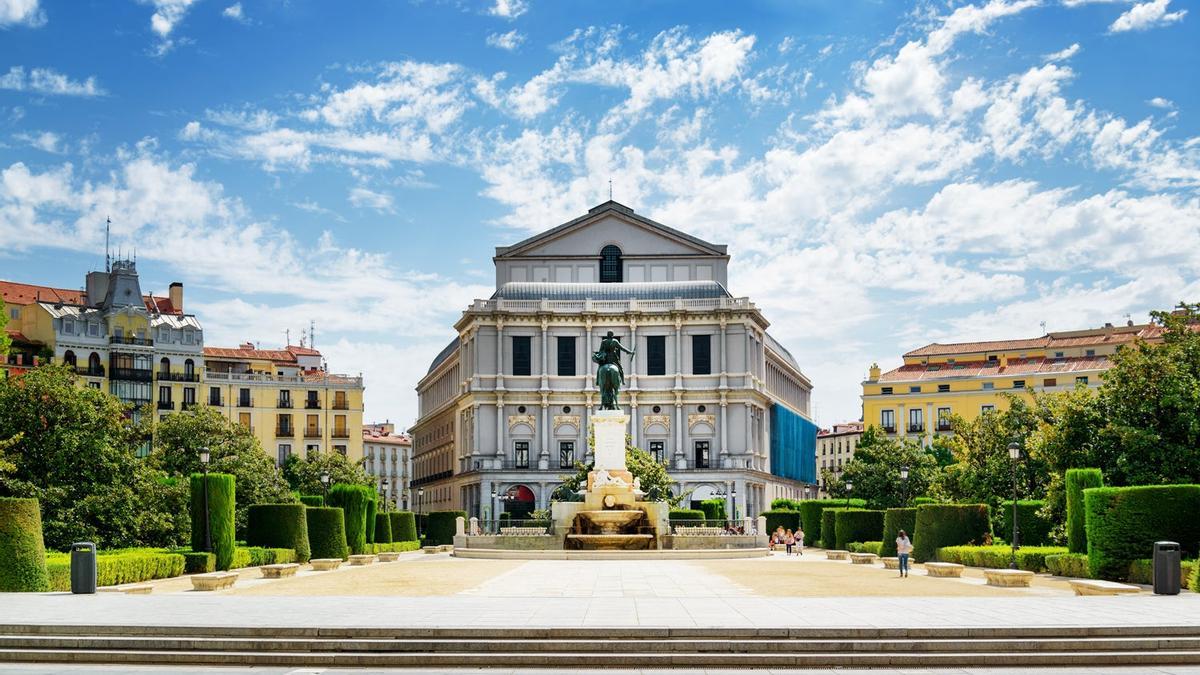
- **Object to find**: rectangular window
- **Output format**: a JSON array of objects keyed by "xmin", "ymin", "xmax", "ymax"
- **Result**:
[
  {"xmin": 88, "ymin": 381, "xmax": 100, "ymax": 389},
  {"xmin": 881, "ymin": 386, "xmax": 893, "ymax": 395},
  {"xmin": 649, "ymin": 440, "xmax": 664, "ymax": 463},
  {"xmin": 239, "ymin": 388, "xmax": 251, "ymax": 407},
  {"xmin": 209, "ymin": 386, "xmax": 221, "ymax": 406},
  {"xmin": 692, "ymin": 334, "xmax": 711, "ymax": 375},
  {"xmin": 334, "ymin": 391, "xmax": 347, "ymax": 409},
  {"xmin": 1085, "ymin": 349, "xmax": 1095, "ymax": 357},
  {"xmin": 694, "ymin": 440, "xmax": 710, "ymax": 469},
  {"xmin": 514, "ymin": 440, "xmax": 530, "ymax": 469},
  {"xmin": 881, "ymin": 409, "xmax": 895, "ymax": 432},
  {"xmin": 556, "ymin": 336, "xmax": 576, "ymax": 376},
  {"xmin": 158, "ymin": 385, "xmax": 171, "ymax": 401},
  {"xmin": 1013, "ymin": 379, "xmax": 1025, "ymax": 389},
  {"xmin": 982, "ymin": 382, "xmax": 994, "ymax": 390},
  {"xmin": 238, "ymin": 412, "xmax": 251, "ymax": 428},
  {"xmin": 62, "ymin": 319, "xmax": 74, "ymax": 335},
  {"xmin": 937, "ymin": 407, "xmax": 951, "ymax": 430},
  {"xmin": 306, "ymin": 444, "xmax": 318, "ymax": 458},
  {"xmin": 277, "ymin": 413, "xmax": 292, "ymax": 435},
  {"xmin": 1076, "ymin": 376, "xmax": 1089, "ymax": 385},
  {"xmin": 981, "ymin": 404, "xmax": 995, "ymax": 413},
  {"xmin": 646, "ymin": 335, "xmax": 666, "ymax": 376},
  {"xmin": 559, "ymin": 441, "xmax": 575, "ymax": 469},
  {"xmin": 277, "ymin": 444, "xmax": 291, "ymax": 465},
  {"xmin": 908, "ymin": 408, "xmax": 923, "ymax": 432},
  {"xmin": 306, "ymin": 390, "xmax": 320, "ymax": 409},
  {"xmin": 1044, "ymin": 378, "xmax": 1057, "ymax": 387},
  {"xmin": 512, "ymin": 336, "xmax": 531, "ymax": 376},
  {"xmin": 335, "ymin": 445, "xmax": 347, "ymax": 457},
  {"xmin": 183, "ymin": 387, "xmax": 195, "ymax": 405},
  {"xmin": 1055, "ymin": 351, "xmax": 1064, "ymax": 358},
  {"xmin": 909, "ymin": 385, "xmax": 921, "ymax": 393},
  {"xmin": 938, "ymin": 384, "xmax": 950, "ymax": 392},
  {"xmin": 279, "ymin": 390, "xmax": 292, "ymax": 407},
  {"xmin": 8, "ymin": 308, "xmax": 17, "ymax": 320}
]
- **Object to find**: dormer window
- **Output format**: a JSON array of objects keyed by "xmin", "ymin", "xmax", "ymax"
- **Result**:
[{"xmin": 599, "ymin": 245, "xmax": 622, "ymax": 283}]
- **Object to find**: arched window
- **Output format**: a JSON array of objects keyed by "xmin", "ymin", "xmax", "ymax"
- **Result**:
[
  {"xmin": 63, "ymin": 350, "xmax": 76, "ymax": 368},
  {"xmin": 159, "ymin": 357, "xmax": 171, "ymax": 375},
  {"xmin": 184, "ymin": 358, "xmax": 195, "ymax": 378},
  {"xmin": 599, "ymin": 245, "xmax": 622, "ymax": 283},
  {"xmin": 88, "ymin": 352, "xmax": 101, "ymax": 374}
]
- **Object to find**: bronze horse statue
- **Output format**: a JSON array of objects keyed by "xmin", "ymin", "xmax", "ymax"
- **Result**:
[{"xmin": 593, "ymin": 331, "xmax": 634, "ymax": 411}]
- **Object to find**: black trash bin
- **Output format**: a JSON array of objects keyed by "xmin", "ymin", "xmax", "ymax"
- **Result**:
[
  {"xmin": 70, "ymin": 542, "xmax": 96, "ymax": 594},
  {"xmin": 1153, "ymin": 541, "xmax": 1181, "ymax": 596}
]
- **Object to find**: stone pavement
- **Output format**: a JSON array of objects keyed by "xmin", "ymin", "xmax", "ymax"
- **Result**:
[
  {"xmin": 460, "ymin": 559, "xmax": 753, "ymax": 598},
  {"xmin": 3, "ymin": 666, "xmax": 1200, "ymax": 675}
]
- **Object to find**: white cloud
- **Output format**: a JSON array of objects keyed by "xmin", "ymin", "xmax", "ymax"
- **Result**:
[
  {"xmin": 1109, "ymin": 0, "xmax": 1187, "ymax": 32},
  {"xmin": 348, "ymin": 186, "xmax": 395, "ymax": 213},
  {"xmin": 487, "ymin": 0, "xmax": 528, "ymax": 19},
  {"xmin": 486, "ymin": 29, "xmax": 525, "ymax": 51},
  {"xmin": 1045, "ymin": 43, "xmax": 1080, "ymax": 62},
  {"xmin": 139, "ymin": 0, "xmax": 198, "ymax": 55},
  {"xmin": 0, "ymin": 0, "xmax": 44, "ymax": 27},
  {"xmin": 14, "ymin": 130, "xmax": 62, "ymax": 153},
  {"xmin": 222, "ymin": 3, "xmax": 247, "ymax": 23},
  {"xmin": 1147, "ymin": 96, "xmax": 1174, "ymax": 109},
  {"xmin": 0, "ymin": 66, "xmax": 105, "ymax": 96}
]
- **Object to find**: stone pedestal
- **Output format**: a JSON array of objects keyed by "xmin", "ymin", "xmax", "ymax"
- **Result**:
[{"xmin": 592, "ymin": 410, "xmax": 629, "ymax": 472}]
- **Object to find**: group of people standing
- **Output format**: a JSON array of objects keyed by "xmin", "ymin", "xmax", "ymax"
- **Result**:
[{"xmin": 770, "ymin": 526, "xmax": 804, "ymax": 555}]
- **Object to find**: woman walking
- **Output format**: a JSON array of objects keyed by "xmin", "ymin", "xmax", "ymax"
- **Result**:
[
  {"xmin": 896, "ymin": 529, "xmax": 913, "ymax": 578},
  {"xmin": 784, "ymin": 529, "xmax": 795, "ymax": 556},
  {"xmin": 796, "ymin": 527, "xmax": 805, "ymax": 555}
]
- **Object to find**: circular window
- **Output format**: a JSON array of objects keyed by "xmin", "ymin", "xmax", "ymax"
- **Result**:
[
  {"xmin": 562, "ymin": 405, "xmax": 571, "ymax": 414},
  {"xmin": 698, "ymin": 405, "xmax": 707, "ymax": 413},
  {"xmin": 652, "ymin": 405, "xmax": 661, "ymax": 414},
  {"xmin": 517, "ymin": 405, "xmax": 527, "ymax": 414}
]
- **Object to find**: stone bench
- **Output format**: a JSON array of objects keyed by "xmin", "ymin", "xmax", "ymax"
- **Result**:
[
  {"xmin": 422, "ymin": 546, "xmax": 440, "ymax": 554},
  {"xmin": 100, "ymin": 584, "xmax": 153, "ymax": 595},
  {"xmin": 881, "ymin": 557, "xmax": 900, "ymax": 570},
  {"xmin": 500, "ymin": 527, "xmax": 550, "ymax": 536},
  {"xmin": 348, "ymin": 554, "xmax": 376, "ymax": 566},
  {"xmin": 825, "ymin": 550, "xmax": 850, "ymax": 561},
  {"xmin": 438, "ymin": 544, "xmax": 454, "ymax": 553},
  {"xmin": 309, "ymin": 558, "xmax": 343, "ymax": 571},
  {"xmin": 377, "ymin": 551, "xmax": 402, "ymax": 562},
  {"xmin": 259, "ymin": 563, "xmax": 299, "ymax": 579},
  {"xmin": 924, "ymin": 562, "xmax": 965, "ymax": 578},
  {"xmin": 849, "ymin": 553, "xmax": 879, "ymax": 565},
  {"xmin": 190, "ymin": 572, "xmax": 238, "ymax": 591},
  {"xmin": 674, "ymin": 526, "xmax": 726, "ymax": 537},
  {"xmin": 984, "ymin": 568, "xmax": 1035, "ymax": 587},
  {"xmin": 1069, "ymin": 579, "xmax": 1142, "ymax": 596}
]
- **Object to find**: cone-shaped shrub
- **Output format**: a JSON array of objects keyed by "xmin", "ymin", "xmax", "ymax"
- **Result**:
[
  {"xmin": 374, "ymin": 512, "xmax": 393, "ymax": 544},
  {"xmin": 246, "ymin": 504, "xmax": 311, "ymax": 562},
  {"xmin": 326, "ymin": 484, "xmax": 374, "ymax": 555},
  {"xmin": 880, "ymin": 508, "xmax": 917, "ymax": 557},
  {"xmin": 306, "ymin": 507, "xmax": 348, "ymax": 560},
  {"xmin": 426, "ymin": 511, "xmax": 466, "ymax": 545},
  {"xmin": 190, "ymin": 473, "xmax": 236, "ymax": 570},
  {"xmin": 390, "ymin": 511, "xmax": 418, "ymax": 542},
  {"xmin": 365, "ymin": 497, "xmax": 378, "ymax": 544},
  {"xmin": 1066, "ymin": 468, "xmax": 1103, "ymax": 554},
  {"xmin": 0, "ymin": 497, "xmax": 49, "ymax": 592},
  {"xmin": 912, "ymin": 504, "xmax": 991, "ymax": 562}
]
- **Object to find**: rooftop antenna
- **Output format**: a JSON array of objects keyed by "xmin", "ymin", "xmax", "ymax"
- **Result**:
[
  {"xmin": 309, "ymin": 320, "xmax": 315, "ymax": 348},
  {"xmin": 284, "ymin": 328, "xmax": 290, "ymax": 346},
  {"xmin": 1039, "ymin": 320, "xmax": 1047, "ymax": 335},
  {"xmin": 608, "ymin": 178, "xmax": 613, "ymax": 201},
  {"xmin": 105, "ymin": 216, "xmax": 111, "ymax": 272}
]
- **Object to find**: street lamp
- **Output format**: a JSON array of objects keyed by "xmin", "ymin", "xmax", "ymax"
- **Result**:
[
  {"xmin": 381, "ymin": 477, "xmax": 390, "ymax": 509},
  {"xmin": 900, "ymin": 465, "xmax": 910, "ymax": 506},
  {"xmin": 417, "ymin": 487, "xmax": 425, "ymax": 539},
  {"xmin": 198, "ymin": 447, "xmax": 212, "ymax": 554},
  {"xmin": 844, "ymin": 481, "xmax": 853, "ymax": 511},
  {"xmin": 1007, "ymin": 442, "xmax": 1022, "ymax": 569},
  {"xmin": 320, "ymin": 470, "xmax": 330, "ymax": 497}
]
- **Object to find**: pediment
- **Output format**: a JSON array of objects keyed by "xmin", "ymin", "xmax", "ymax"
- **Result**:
[{"xmin": 497, "ymin": 203, "xmax": 726, "ymax": 260}]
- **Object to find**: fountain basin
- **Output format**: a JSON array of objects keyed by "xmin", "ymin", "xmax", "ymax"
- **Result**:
[
  {"xmin": 565, "ymin": 534, "xmax": 655, "ymax": 550},
  {"xmin": 576, "ymin": 509, "xmax": 643, "ymax": 535}
]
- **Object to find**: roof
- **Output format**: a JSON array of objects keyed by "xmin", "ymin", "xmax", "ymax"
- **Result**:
[
  {"xmin": 1, "ymin": 280, "xmax": 182, "ymax": 315},
  {"xmin": 876, "ymin": 355, "xmax": 1113, "ymax": 383},
  {"xmin": 495, "ymin": 201, "xmax": 727, "ymax": 258},
  {"xmin": 203, "ymin": 346, "xmax": 301, "ymax": 363},
  {"xmin": 287, "ymin": 345, "xmax": 321, "ymax": 356},
  {"xmin": 5, "ymin": 329, "xmax": 35, "ymax": 344},
  {"xmin": 818, "ymin": 422, "xmax": 864, "ymax": 437},
  {"xmin": 363, "ymin": 431, "xmax": 412, "ymax": 445},
  {"xmin": 903, "ymin": 324, "xmax": 1160, "ymax": 358},
  {"xmin": 426, "ymin": 336, "xmax": 461, "ymax": 375},
  {"xmin": 493, "ymin": 280, "xmax": 732, "ymax": 302}
]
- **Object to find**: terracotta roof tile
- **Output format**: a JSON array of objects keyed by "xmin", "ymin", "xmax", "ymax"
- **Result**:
[
  {"xmin": 0, "ymin": 280, "xmax": 86, "ymax": 306},
  {"xmin": 203, "ymin": 346, "xmax": 299, "ymax": 363},
  {"xmin": 903, "ymin": 323, "xmax": 1164, "ymax": 358},
  {"xmin": 877, "ymin": 355, "xmax": 1112, "ymax": 382}
]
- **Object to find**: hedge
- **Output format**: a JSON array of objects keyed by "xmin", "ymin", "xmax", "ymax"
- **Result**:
[
  {"xmin": 190, "ymin": 473, "xmax": 236, "ymax": 570},
  {"xmin": 45, "ymin": 550, "xmax": 184, "ymax": 591},
  {"xmin": 246, "ymin": 504, "xmax": 311, "ymax": 563},
  {"xmin": 1191, "ymin": 561, "xmax": 1200, "ymax": 593},
  {"xmin": 374, "ymin": 513, "xmax": 393, "ymax": 544},
  {"xmin": 820, "ymin": 508, "xmax": 848, "ymax": 549},
  {"xmin": 426, "ymin": 511, "xmax": 467, "ymax": 545},
  {"xmin": 365, "ymin": 497, "xmax": 378, "ymax": 545},
  {"xmin": 240, "ymin": 547, "xmax": 296, "ymax": 566},
  {"xmin": 1045, "ymin": 553, "xmax": 1090, "ymax": 578},
  {"xmin": 993, "ymin": 500, "xmax": 1054, "ymax": 546},
  {"xmin": 912, "ymin": 504, "xmax": 991, "ymax": 562},
  {"xmin": 1084, "ymin": 485, "xmax": 1200, "ymax": 581},
  {"xmin": 699, "ymin": 499, "xmax": 727, "ymax": 523},
  {"xmin": 1127, "ymin": 558, "xmax": 1198, "ymax": 587},
  {"xmin": 912, "ymin": 497, "xmax": 939, "ymax": 506},
  {"xmin": 761, "ymin": 510, "xmax": 800, "ymax": 536},
  {"xmin": 834, "ymin": 509, "xmax": 885, "ymax": 551},
  {"xmin": 771, "ymin": 498, "xmax": 802, "ymax": 510},
  {"xmin": 327, "ymin": 484, "xmax": 374, "ymax": 555},
  {"xmin": 0, "ymin": 498, "xmax": 50, "ymax": 592},
  {"xmin": 848, "ymin": 541, "xmax": 882, "ymax": 555},
  {"xmin": 372, "ymin": 541, "xmax": 421, "ymax": 554},
  {"xmin": 183, "ymin": 551, "xmax": 215, "ymax": 574},
  {"xmin": 1187, "ymin": 561, "xmax": 1197, "ymax": 590},
  {"xmin": 391, "ymin": 511, "xmax": 418, "ymax": 543},
  {"xmin": 306, "ymin": 506, "xmax": 349, "ymax": 560},
  {"xmin": 796, "ymin": 499, "xmax": 865, "ymax": 545},
  {"xmin": 299, "ymin": 495, "xmax": 324, "ymax": 507},
  {"xmin": 669, "ymin": 509, "xmax": 708, "ymax": 529},
  {"xmin": 880, "ymin": 508, "xmax": 917, "ymax": 557},
  {"xmin": 1066, "ymin": 468, "xmax": 1104, "ymax": 554},
  {"xmin": 936, "ymin": 545, "xmax": 1067, "ymax": 572}
]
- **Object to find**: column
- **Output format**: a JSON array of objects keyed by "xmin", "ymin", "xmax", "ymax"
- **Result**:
[
  {"xmin": 898, "ymin": 403, "xmax": 907, "ymax": 439},
  {"xmin": 472, "ymin": 403, "xmax": 481, "ymax": 460},
  {"xmin": 583, "ymin": 392, "xmax": 593, "ymax": 463},
  {"xmin": 719, "ymin": 394, "xmax": 729, "ymax": 465},
  {"xmin": 674, "ymin": 319, "xmax": 683, "ymax": 389},
  {"xmin": 495, "ymin": 321, "xmax": 505, "ymax": 391},
  {"xmin": 585, "ymin": 319, "xmax": 594, "ymax": 393},
  {"xmin": 630, "ymin": 392, "xmax": 639, "ymax": 448},
  {"xmin": 538, "ymin": 398, "xmax": 549, "ymax": 469},
  {"xmin": 495, "ymin": 398, "xmax": 505, "ymax": 460},
  {"xmin": 719, "ymin": 319, "xmax": 728, "ymax": 390},
  {"xmin": 540, "ymin": 319, "xmax": 549, "ymax": 390},
  {"xmin": 629, "ymin": 319, "xmax": 638, "ymax": 390},
  {"xmin": 744, "ymin": 402, "xmax": 752, "ymax": 460},
  {"xmin": 675, "ymin": 397, "xmax": 685, "ymax": 467}
]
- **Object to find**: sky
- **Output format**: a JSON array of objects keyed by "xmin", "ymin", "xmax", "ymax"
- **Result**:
[{"xmin": 0, "ymin": 0, "xmax": 1197, "ymax": 429}]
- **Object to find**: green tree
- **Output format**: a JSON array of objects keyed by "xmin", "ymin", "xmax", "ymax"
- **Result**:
[
  {"xmin": 837, "ymin": 426, "xmax": 940, "ymax": 509},
  {"xmin": 552, "ymin": 438, "xmax": 686, "ymax": 507},
  {"xmin": 280, "ymin": 450, "xmax": 374, "ymax": 496},
  {"xmin": 151, "ymin": 407, "xmax": 294, "ymax": 537},
  {"xmin": 0, "ymin": 297, "xmax": 10, "ymax": 358}
]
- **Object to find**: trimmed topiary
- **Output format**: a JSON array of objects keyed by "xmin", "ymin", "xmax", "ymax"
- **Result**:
[
  {"xmin": 306, "ymin": 506, "xmax": 349, "ymax": 560},
  {"xmin": 669, "ymin": 509, "xmax": 707, "ymax": 530},
  {"xmin": 820, "ymin": 508, "xmax": 848, "ymax": 549},
  {"xmin": 1084, "ymin": 484, "xmax": 1200, "ymax": 581},
  {"xmin": 326, "ymin": 484, "xmax": 374, "ymax": 555},
  {"xmin": 760, "ymin": 510, "xmax": 800, "ymax": 535},
  {"xmin": 1045, "ymin": 552, "xmax": 1090, "ymax": 579},
  {"xmin": 425, "ymin": 510, "xmax": 467, "ymax": 545},
  {"xmin": 374, "ymin": 512, "xmax": 393, "ymax": 544},
  {"xmin": 365, "ymin": 497, "xmax": 378, "ymax": 545},
  {"xmin": 912, "ymin": 503, "xmax": 991, "ymax": 563},
  {"xmin": 246, "ymin": 504, "xmax": 311, "ymax": 563},
  {"xmin": 912, "ymin": 497, "xmax": 938, "ymax": 506},
  {"xmin": 834, "ymin": 509, "xmax": 885, "ymax": 550},
  {"xmin": 880, "ymin": 507, "xmax": 917, "ymax": 557},
  {"xmin": 183, "ymin": 552, "xmax": 215, "ymax": 574},
  {"xmin": 299, "ymin": 495, "xmax": 324, "ymax": 507},
  {"xmin": 190, "ymin": 473, "xmax": 236, "ymax": 570},
  {"xmin": 0, "ymin": 497, "xmax": 49, "ymax": 592},
  {"xmin": 1066, "ymin": 468, "xmax": 1103, "ymax": 554},
  {"xmin": 390, "ymin": 511, "xmax": 418, "ymax": 543},
  {"xmin": 993, "ymin": 500, "xmax": 1054, "ymax": 547},
  {"xmin": 771, "ymin": 498, "xmax": 802, "ymax": 510},
  {"xmin": 699, "ymin": 499, "xmax": 727, "ymax": 524},
  {"xmin": 936, "ymin": 545, "xmax": 1066, "ymax": 572}
]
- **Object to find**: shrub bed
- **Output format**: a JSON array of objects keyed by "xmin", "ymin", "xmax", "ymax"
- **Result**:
[
  {"xmin": 183, "ymin": 551, "xmax": 215, "ymax": 574},
  {"xmin": 834, "ymin": 509, "xmax": 885, "ymax": 551},
  {"xmin": 1066, "ymin": 468, "xmax": 1103, "ymax": 554},
  {"xmin": 699, "ymin": 499, "xmax": 727, "ymax": 523},
  {"xmin": 306, "ymin": 506, "xmax": 349, "ymax": 560},
  {"xmin": 761, "ymin": 510, "xmax": 800, "ymax": 535},
  {"xmin": 327, "ymin": 484, "xmax": 374, "ymax": 555},
  {"xmin": 936, "ymin": 545, "xmax": 1067, "ymax": 572},
  {"xmin": 373, "ymin": 541, "xmax": 421, "ymax": 554},
  {"xmin": 45, "ymin": 549, "xmax": 185, "ymax": 591},
  {"xmin": 1084, "ymin": 484, "xmax": 1200, "ymax": 581},
  {"xmin": 426, "ymin": 511, "xmax": 467, "ymax": 546},
  {"xmin": 1185, "ymin": 560, "xmax": 1196, "ymax": 590},
  {"xmin": 913, "ymin": 504, "xmax": 991, "ymax": 563},
  {"xmin": 390, "ymin": 511, "xmax": 418, "ymax": 543},
  {"xmin": 190, "ymin": 473, "xmax": 237, "ymax": 570},
  {"xmin": 993, "ymin": 500, "xmax": 1054, "ymax": 546},
  {"xmin": 0, "ymin": 497, "xmax": 49, "ymax": 592},
  {"xmin": 1045, "ymin": 552, "xmax": 1090, "ymax": 578},
  {"xmin": 796, "ymin": 499, "xmax": 866, "ymax": 546},
  {"xmin": 820, "ymin": 509, "xmax": 848, "ymax": 549},
  {"xmin": 299, "ymin": 495, "xmax": 325, "ymax": 507},
  {"xmin": 848, "ymin": 541, "xmax": 882, "ymax": 555},
  {"xmin": 1127, "ymin": 558, "xmax": 1198, "ymax": 587},
  {"xmin": 374, "ymin": 513, "xmax": 393, "ymax": 544},
  {"xmin": 240, "ymin": 546, "xmax": 296, "ymax": 567},
  {"xmin": 246, "ymin": 504, "xmax": 311, "ymax": 563},
  {"xmin": 1191, "ymin": 561, "xmax": 1200, "ymax": 593},
  {"xmin": 880, "ymin": 508, "xmax": 917, "ymax": 557}
]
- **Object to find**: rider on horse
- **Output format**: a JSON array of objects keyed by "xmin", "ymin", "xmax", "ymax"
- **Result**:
[{"xmin": 593, "ymin": 331, "xmax": 634, "ymax": 410}]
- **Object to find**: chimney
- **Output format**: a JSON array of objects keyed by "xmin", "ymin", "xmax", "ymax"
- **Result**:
[
  {"xmin": 867, "ymin": 363, "xmax": 881, "ymax": 382},
  {"xmin": 169, "ymin": 282, "xmax": 183, "ymax": 313}
]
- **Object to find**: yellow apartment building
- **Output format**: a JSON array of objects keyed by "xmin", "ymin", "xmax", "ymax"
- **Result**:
[{"xmin": 862, "ymin": 320, "xmax": 1166, "ymax": 443}]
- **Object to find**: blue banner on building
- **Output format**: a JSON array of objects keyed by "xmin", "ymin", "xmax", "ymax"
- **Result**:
[{"xmin": 770, "ymin": 403, "xmax": 817, "ymax": 484}]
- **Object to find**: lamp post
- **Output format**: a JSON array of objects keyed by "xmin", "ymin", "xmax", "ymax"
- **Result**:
[
  {"xmin": 1007, "ymin": 442, "xmax": 1021, "ymax": 569},
  {"xmin": 199, "ymin": 447, "xmax": 212, "ymax": 554},
  {"xmin": 900, "ymin": 465, "xmax": 910, "ymax": 506},
  {"xmin": 844, "ymin": 481, "xmax": 853, "ymax": 511},
  {"xmin": 731, "ymin": 486, "xmax": 738, "ymax": 523},
  {"xmin": 381, "ymin": 477, "xmax": 390, "ymax": 510},
  {"xmin": 417, "ymin": 487, "xmax": 425, "ymax": 539},
  {"xmin": 320, "ymin": 470, "xmax": 330, "ymax": 498}
]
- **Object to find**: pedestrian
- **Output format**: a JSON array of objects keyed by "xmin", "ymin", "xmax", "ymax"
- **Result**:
[
  {"xmin": 785, "ymin": 529, "xmax": 795, "ymax": 556},
  {"xmin": 796, "ymin": 527, "xmax": 805, "ymax": 555},
  {"xmin": 896, "ymin": 529, "xmax": 913, "ymax": 578}
]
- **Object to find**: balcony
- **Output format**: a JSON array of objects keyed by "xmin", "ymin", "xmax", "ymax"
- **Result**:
[
  {"xmin": 73, "ymin": 365, "xmax": 105, "ymax": 377},
  {"xmin": 157, "ymin": 400, "xmax": 175, "ymax": 410},
  {"xmin": 466, "ymin": 295, "xmax": 757, "ymax": 316},
  {"xmin": 110, "ymin": 335, "xmax": 153, "ymax": 347},
  {"xmin": 157, "ymin": 371, "xmax": 200, "ymax": 382},
  {"xmin": 332, "ymin": 429, "xmax": 350, "ymax": 439},
  {"xmin": 275, "ymin": 426, "xmax": 295, "ymax": 437},
  {"xmin": 110, "ymin": 367, "xmax": 153, "ymax": 382},
  {"xmin": 124, "ymin": 398, "xmax": 152, "ymax": 408},
  {"xmin": 908, "ymin": 423, "xmax": 925, "ymax": 433},
  {"xmin": 305, "ymin": 400, "xmax": 321, "ymax": 410},
  {"xmin": 882, "ymin": 426, "xmax": 896, "ymax": 434},
  {"xmin": 936, "ymin": 422, "xmax": 953, "ymax": 432},
  {"xmin": 204, "ymin": 370, "xmax": 363, "ymax": 387},
  {"xmin": 208, "ymin": 397, "xmax": 223, "ymax": 407},
  {"xmin": 303, "ymin": 427, "xmax": 322, "ymax": 438},
  {"xmin": 277, "ymin": 399, "xmax": 293, "ymax": 409},
  {"xmin": 332, "ymin": 401, "xmax": 349, "ymax": 410}
]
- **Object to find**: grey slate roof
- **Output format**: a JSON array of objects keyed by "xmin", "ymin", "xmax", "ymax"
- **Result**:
[
  {"xmin": 426, "ymin": 336, "xmax": 461, "ymax": 375},
  {"xmin": 495, "ymin": 201, "xmax": 727, "ymax": 257},
  {"xmin": 493, "ymin": 281, "xmax": 731, "ymax": 301}
]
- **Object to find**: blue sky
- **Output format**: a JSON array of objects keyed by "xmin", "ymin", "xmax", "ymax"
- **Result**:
[{"xmin": 1, "ymin": 0, "xmax": 1197, "ymax": 427}]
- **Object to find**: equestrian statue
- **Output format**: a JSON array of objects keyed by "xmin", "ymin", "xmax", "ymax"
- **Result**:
[{"xmin": 592, "ymin": 330, "xmax": 634, "ymax": 411}]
